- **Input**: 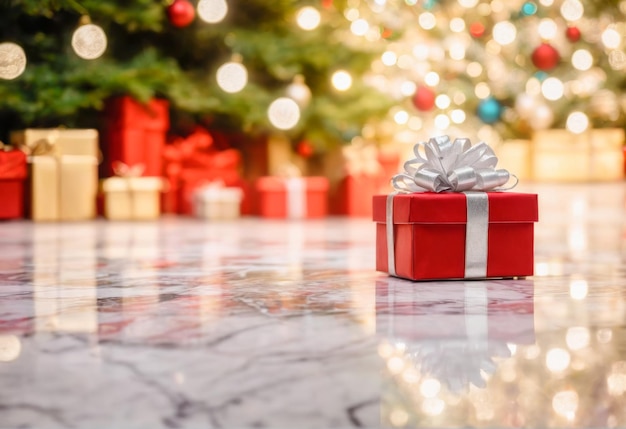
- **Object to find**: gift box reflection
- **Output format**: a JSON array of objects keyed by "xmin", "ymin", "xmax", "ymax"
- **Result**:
[{"xmin": 376, "ymin": 278, "xmax": 535, "ymax": 393}]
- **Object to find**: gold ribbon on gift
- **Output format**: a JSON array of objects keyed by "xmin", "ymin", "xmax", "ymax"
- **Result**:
[{"xmin": 386, "ymin": 136, "xmax": 517, "ymax": 279}]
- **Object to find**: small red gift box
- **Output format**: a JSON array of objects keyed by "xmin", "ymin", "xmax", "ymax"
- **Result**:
[
  {"xmin": 0, "ymin": 149, "xmax": 27, "ymax": 219},
  {"xmin": 256, "ymin": 177, "xmax": 329, "ymax": 218},
  {"xmin": 373, "ymin": 192, "xmax": 538, "ymax": 280},
  {"xmin": 333, "ymin": 174, "xmax": 379, "ymax": 217},
  {"xmin": 103, "ymin": 96, "xmax": 169, "ymax": 177}
]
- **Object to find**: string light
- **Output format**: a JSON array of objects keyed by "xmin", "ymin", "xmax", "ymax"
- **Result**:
[
  {"xmin": 552, "ymin": 391, "xmax": 578, "ymax": 420},
  {"xmin": 286, "ymin": 74, "xmax": 311, "ymax": 107},
  {"xmin": 492, "ymin": 21, "xmax": 517, "ymax": 45},
  {"xmin": 297, "ymin": 6, "xmax": 321, "ymax": 31},
  {"xmin": 331, "ymin": 70, "xmax": 352, "ymax": 91},
  {"xmin": 451, "ymin": 109, "xmax": 466, "ymax": 123},
  {"xmin": 450, "ymin": 17, "xmax": 465, "ymax": 32},
  {"xmin": 435, "ymin": 94, "xmax": 451, "ymax": 109},
  {"xmin": 268, "ymin": 97, "xmax": 300, "ymax": 130},
  {"xmin": 71, "ymin": 21, "xmax": 107, "ymax": 60},
  {"xmin": 350, "ymin": 19, "xmax": 369, "ymax": 35},
  {"xmin": 566, "ymin": 111, "xmax": 589, "ymax": 134},
  {"xmin": 216, "ymin": 57, "xmax": 247, "ymax": 93},
  {"xmin": 197, "ymin": 0, "xmax": 228, "ymax": 24},
  {"xmin": 602, "ymin": 27, "xmax": 621, "ymax": 49},
  {"xmin": 381, "ymin": 51, "xmax": 397, "ymax": 66},
  {"xmin": 538, "ymin": 19, "xmax": 558, "ymax": 40},
  {"xmin": 424, "ymin": 71, "xmax": 439, "ymax": 86},
  {"xmin": 418, "ymin": 12, "xmax": 436, "ymax": 30},
  {"xmin": 541, "ymin": 77, "xmax": 564, "ymax": 100},
  {"xmin": 572, "ymin": 49, "xmax": 593, "ymax": 70},
  {"xmin": 458, "ymin": 0, "xmax": 479, "ymax": 7},
  {"xmin": 561, "ymin": 0, "xmax": 584, "ymax": 21},
  {"xmin": 0, "ymin": 42, "xmax": 26, "ymax": 80}
]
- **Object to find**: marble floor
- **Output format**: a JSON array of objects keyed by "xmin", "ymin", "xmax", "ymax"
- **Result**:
[{"xmin": 0, "ymin": 183, "xmax": 625, "ymax": 429}]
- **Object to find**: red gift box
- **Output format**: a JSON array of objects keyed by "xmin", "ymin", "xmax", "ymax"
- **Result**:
[
  {"xmin": 0, "ymin": 149, "xmax": 27, "ymax": 219},
  {"xmin": 373, "ymin": 192, "xmax": 538, "ymax": 280},
  {"xmin": 333, "ymin": 174, "xmax": 379, "ymax": 217},
  {"xmin": 162, "ymin": 128, "xmax": 245, "ymax": 215},
  {"xmin": 256, "ymin": 177, "xmax": 329, "ymax": 218},
  {"xmin": 103, "ymin": 96, "xmax": 169, "ymax": 177}
]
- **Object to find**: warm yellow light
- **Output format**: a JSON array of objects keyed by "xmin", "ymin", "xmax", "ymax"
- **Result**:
[
  {"xmin": 397, "ymin": 54, "xmax": 413, "ymax": 69},
  {"xmin": 602, "ymin": 28, "xmax": 621, "ymax": 49},
  {"xmin": 419, "ymin": 12, "xmax": 436, "ymax": 30},
  {"xmin": 546, "ymin": 348, "xmax": 571, "ymax": 372},
  {"xmin": 449, "ymin": 43, "xmax": 466, "ymax": 60},
  {"xmin": 296, "ymin": 6, "xmax": 321, "ymax": 30},
  {"xmin": 451, "ymin": 109, "xmax": 466, "ymax": 123},
  {"xmin": 566, "ymin": 112, "xmax": 589, "ymax": 135},
  {"xmin": 424, "ymin": 71, "xmax": 440, "ymax": 86},
  {"xmin": 197, "ymin": 0, "xmax": 228, "ymax": 24},
  {"xmin": 382, "ymin": 51, "xmax": 397, "ymax": 66},
  {"xmin": 422, "ymin": 398, "xmax": 445, "ymax": 416},
  {"xmin": 72, "ymin": 23, "xmax": 107, "ymax": 60},
  {"xmin": 267, "ymin": 97, "xmax": 300, "ymax": 130},
  {"xmin": 458, "ymin": 0, "xmax": 479, "ymax": 7},
  {"xmin": 450, "ymin": 17, "xmax": 466, "ymax": 32},
  {"xmin": 331, "ymin": 70, "xmax": 352, "ymax": 91},
  {"xmin": 541, "ymin": 77, "xmax": 564, "ymax": 100},
  {"xmin": 475, "ymin": 82, "xmax": 491, "ymax": 99},
  {"xmin": 413, "ymin": 44, "xmax": 429, "ymax": 60},
  {"xmin": 539, "ymin": 0, "xmax": 554, "ymax": 5},
  {"xmin": 566, "ymin": 327, "xmax": 590, "ymax": 350},
  {"xmin": 597, "ymin": 328, "xmax": 613, "ymax": 344},
  {"xmin": 434, "ymin": 114, "xmax": 450, "ymax": 130},
  {"xmin": 526, "ymin": 77, "xmax": 542, "ymax": 96},
  {"xmin": 216, "ymin": 61, "xmax": 248, "ymax": 93},
  {"xmin": 538, "ymin": 19, "xmax": 558, "ymax": 40},
  {"xmin": 344, "ymin": 8, "xmax": 359, "ymax": 21},
  {"xmin": 435, "ymin": 94, "xmax": 451, "ymax": 109},
  {"xmin": 401, "ymin": 81, "xmax": 417, "ymax": 96},
  {"xmin": 0, "ymin": 335, "xmax": 21, "ymax": 362},
  {"xmin": 389, "ymin": 408, "xmax": 409, "ymax": 427},
  {"xmin": 420, "ymin": 378, "xmax": 441, "ymax": 398},
  {"xmin": 492, "ymin": 21, "xmax": 517, "ymax": 45},
  {"xmin": 350, "ymin": 18, "xmax": 369, "ymax": 35},
  {"xmin": 387, "ymin": 356, "xmax": 405, "ymax": 374},
  {"xmin": 453, "ymin": 92, "xmax": 466, "ymax": 105},
  {"xmin": 552, "ymin": 390, "xmax": 578, "ymax": 420},
  {"xmin": 572, "ymin": 49, "xmax": 593, "ymax": 70},
  {"xmin": 394, "ymin": 110, "xmax": 409, "ymax": 124},
  {"xmin": 561, "ymin": 0, "xmax": 584, "ymax": 21},
  {"xmin": 0, "ymin": 42, "xmax": 26, "ymax": 80}
]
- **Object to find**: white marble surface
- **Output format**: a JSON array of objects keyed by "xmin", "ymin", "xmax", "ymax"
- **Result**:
[{"xmin": 0, "ymin": 183, "xmax": 625, "ymax": 428}]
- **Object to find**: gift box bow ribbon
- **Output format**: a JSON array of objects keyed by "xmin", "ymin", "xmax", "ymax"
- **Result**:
[
  {"xmin": 391, "ymin": 136, "xmax": 516, "ymax": 193},
  {"xmin": 385, "ymin": 136, "xmax": 517, "ymax": 279}
]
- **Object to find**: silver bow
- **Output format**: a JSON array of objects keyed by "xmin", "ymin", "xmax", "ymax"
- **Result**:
[{"xmin": 392, "ymin": 136, "xmax": 515, "ymax": 193}]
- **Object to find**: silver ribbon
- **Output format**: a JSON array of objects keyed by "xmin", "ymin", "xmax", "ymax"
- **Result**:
[{"xmin": 386, "ymin": 136, "xmax": 516, "ymax": 278}]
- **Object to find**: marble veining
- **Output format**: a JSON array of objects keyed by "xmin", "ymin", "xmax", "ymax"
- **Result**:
[{"xmin": 0, "ymin": 183, "xmax": 625, "ymax": 428}]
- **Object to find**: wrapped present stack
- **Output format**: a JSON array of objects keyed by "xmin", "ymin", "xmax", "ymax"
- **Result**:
[
  {"xmin": 374, "ymin": 136, "xmax": 539, "ymax": 281},
  {"xmin": 11, "ymin": 129, "xmax": 99, "ymax": 222},
  {"xmin": 102, "ymin": 96, "xmax": 169, "ymax": 178},
  {"xmin": 162, "ymin": 127, "xmax": 245, "ymax": 216}
]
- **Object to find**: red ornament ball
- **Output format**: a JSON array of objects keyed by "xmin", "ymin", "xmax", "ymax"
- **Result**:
[
  {"xmin": 296, "ymin": 140, "xmax": 314, "ymax": 158},
  {"xmin": 412, "ymin": 85, "xmax": 436, "ymax": 111},
  {"xmin": 469, "ymin": 22, "xmax": 486, "ymax": 38},
  {"xmin": 167, "ymin": 0, "xmax": 195, "ymax": 28},
  {"xmin": 566, "ymin": 26, "xmax": 581, "ymax": 43},
  {"xmin": 531, "ymin": 43, "xmax": 560, "ymax": 71}
]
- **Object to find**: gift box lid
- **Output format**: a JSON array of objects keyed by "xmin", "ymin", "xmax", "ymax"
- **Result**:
[
  {"xmin": 102, "ymin": 177, "xmax": 164, "ymax": 192},
  {"xmin": 373, "ymin": 192, "xmax": 538, "ymax": 224},
  {"xmin": 256, "ymin": 176, "xmax": 329, "ymax": 192},
  {"xmin": 0, "ymin": 150, "xmax": 27, "ymax": 180},
  {"xmin": 11, "ymin": 129, "xmax": 99, "ymax": 157}
]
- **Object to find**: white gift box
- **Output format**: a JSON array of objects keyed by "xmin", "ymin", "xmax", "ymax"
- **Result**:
[{"xmin": 193, "ymin": 184, "xmax": 243, "ymax": 220}]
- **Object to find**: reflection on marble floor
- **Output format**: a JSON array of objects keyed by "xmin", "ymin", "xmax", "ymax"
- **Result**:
[{"xmin": 0, "ymin": 183, "xmax": 625, "ymax": 429}]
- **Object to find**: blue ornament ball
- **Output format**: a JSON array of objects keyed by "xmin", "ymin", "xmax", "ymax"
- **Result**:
[{"xmin": 477, "ymin": 97, "xmax": 502, "ymax": 124}]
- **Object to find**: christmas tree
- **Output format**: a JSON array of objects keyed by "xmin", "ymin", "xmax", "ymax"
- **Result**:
[
  {"xmin": 355, "ymin": 0, "xmax": 626, "ymax": 145},
  {"xmin": 0, "ymin": 0, "xmax": 393, "ymax": 151}
]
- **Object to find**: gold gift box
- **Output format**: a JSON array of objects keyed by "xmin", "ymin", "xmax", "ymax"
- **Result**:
[
  {"xmin": 532, "ymin": 129, "xmax": 625, "ymax": 182},
  {"xmin": 193, "ymin": 185, "xmax": 243, "ymax": 220},
  {"xmin": 11, "ymin": 128, "xmax": 99, "ymax": 221},
  {"xmin": 102, "ymin": 177, "xmax": 164, "ymax": 221},
  {"xmin": 11, "ymin": 128, "xmax": 99, "ymax": 157}
]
